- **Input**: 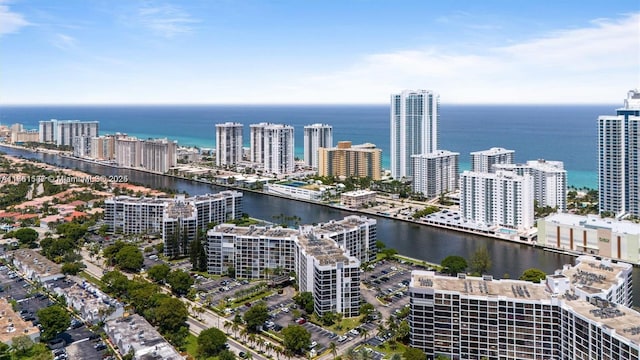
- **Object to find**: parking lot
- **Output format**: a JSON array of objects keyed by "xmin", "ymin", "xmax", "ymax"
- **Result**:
[
  {"xmin": 198, "ymin": 277, "xmax": 268, "ymax": 310},
  {"xmin": 66, "ymin": 338, "xmax": 110, "ymax": 360},
  {"xmin": 0, "ymin": 267, "xmax": 32, "ymax": 301}
]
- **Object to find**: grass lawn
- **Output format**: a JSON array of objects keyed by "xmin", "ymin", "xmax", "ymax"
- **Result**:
[
  {"xmin": 313, "ymin": 315, "xmax": 365, "ymax": 335},
  {"xmin": 367, "ymin": 341, "xmax": 408, "ymax": 358},
  {"xmin": 79, "ymin": 271, "xmax": 105, "ymax": 288},
  {"xmin": 184, "ymin": 333, "xmax": 199, "ymax": 359}
]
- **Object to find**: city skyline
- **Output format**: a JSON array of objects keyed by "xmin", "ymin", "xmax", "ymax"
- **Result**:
[{"xmin": 1, "ymin": 1, "xmax": 638, "ymax": 105}]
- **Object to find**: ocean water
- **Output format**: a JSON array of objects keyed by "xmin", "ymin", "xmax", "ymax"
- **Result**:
[{"xmin": 0, "ymin": 104, "xmax": 615, "ymax": 188}]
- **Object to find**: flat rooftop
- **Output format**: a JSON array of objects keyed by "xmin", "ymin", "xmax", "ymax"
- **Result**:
[
  {"xmin": 0, "ymin": 298, "xmax": 40, "ymax": 343},
  {"xmin": 10, "ymin": 249, "xmax": 62, "ymax": 278},
  {"xmin": 105, "ymin": 314, "xmax": 182, "ymax": 360},
  {"xmin": 209, "ymin": 224, "xmax": 299, "ymax": 239},
  {"xmin": 564, "ymin": 297, "xmax": 640, "ymax": 345},
  {"xmin": 562, "ymin": 256, "xmax": 631, "ymax": 293},
  {"xmin": 544, "ymin": 213, "xmax": 640, "ymax": 235},
  {"xmin": 315, "ymin": 215, "xmax": 374, "ymax": 234},
  {"xmin": 297, "ymin": 233, "xmax": 355, "ymax": 266},
  {"xmin": 470, "ymin": 147, "xmax": 514, "ymax": 156},
  {"xmin": 410, "ymin": 271, "xmax": 551, "ymax": 300}
]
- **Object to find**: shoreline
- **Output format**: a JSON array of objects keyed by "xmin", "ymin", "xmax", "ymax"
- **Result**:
[{"xmin": 0, "ymin": 143, "xmax": 612, "ymax": 265}]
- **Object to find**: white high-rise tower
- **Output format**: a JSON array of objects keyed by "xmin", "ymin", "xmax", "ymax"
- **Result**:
[
  {"xmin": 215, "ymin": 122, "xmax": 243, "ymax": 167},
  {"xmin": 303, "ymin": 124, "xmax": 333, "ymax": 169},
  {"xmin": 598, "ymin": 90, "xmax": 640, "ymax": 217},
  {"xmin": 390, "ymin": 90, "xmax": 439, "ymax": 179}
]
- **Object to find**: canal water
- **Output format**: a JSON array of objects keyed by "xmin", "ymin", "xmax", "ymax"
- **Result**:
[{"xmin": 2, "ymin": 147, "xmax": 638, "ymax": 306}]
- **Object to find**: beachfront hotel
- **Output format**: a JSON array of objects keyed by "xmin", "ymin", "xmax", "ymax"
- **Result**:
[
  {"xmin": 460, "ymin": 170, "xmax": 534, "ymax": 229},
  {"xmin": 250, "ymin": 123, "xmax": 295, "ymax": 175},
  {"xmin": 215, "ymin": 122, "xmax": 243, "ymax": 167},
  {"xmin": 538, "ymin": 213, "xmax": 640, "ymax": 264},
  {"xmin": 390, "ymin": 90, "xmax": 439, "ymax": 179},
  {"xmin": 38, "ymin": 119, "xmax": 99, "ymax": 147},
  {"xmin": 317, "ymin": 141, "xmax": 382, "ymax": 180},
  {"xmin": 495, "ymin": 159, "xmax": 567, "ymax": 212},
  {"xmin": 408, "ymin": 256, "xmax": 637, "ymax": 360},
  {"xmin": 103, "ymin": 191, "xmax": 242, "ymax": 256},
  {"xmin": 303, "ymin": 123, "xmax": 333, "ymax": 170},
  {"xmin": 470, "ymin": 147, "xmax": 515, "ymax": 173},
  {"xmin": 598, "ymin": 89, "xmax": 640, "ymax": 218},
  {"xmin": 206, "ymin": 218, "xmax": 365, "ymax": 316},
  {"xmin": 411, "ymin": 150, "xmax": 459, "ymax": 198}
]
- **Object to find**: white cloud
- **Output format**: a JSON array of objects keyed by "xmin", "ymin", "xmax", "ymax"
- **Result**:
[
  {"xmin": 0, "ymin": 2, "xmax": 30, "ymax": 36},
  {"xmin": 138, "ymin": 3, "xmax": 197, "ymax": 38},
  {"xmin": 291, "ymin": 13, "xmax": 640, "ymax": 104},
  {"xmin": 51, "ymin": 33, "xmax": 76, "ymax": 50}
]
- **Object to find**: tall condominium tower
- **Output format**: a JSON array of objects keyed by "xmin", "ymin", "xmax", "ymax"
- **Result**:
[
  {"xmin": 598, "ymin": 90, "xmax": 640, "ymax": 217},
  {"xmin": 250, "ymin": 123, "xmax": 294, "ymax": 175},
  {"xmin": 412, "ymin": 150, "xmax": 459, "ymax": 198},
  {"xmin": 390, "ymin": 90, "xmax": 439, "ymax": 179},
  {"xmin": 39, "ymin": 119, "xmax": 99, "ymax": 147},
  {"xmin": 470, "ymin": 147, "xmax": 515, "ymax": 173},
  {"xmin": 215, "ymin": 122, "xmax": 243, "ymax": 167},
  {"xmin": 303, "ymin": 123, "xmax": 333, "ymax": 169}
]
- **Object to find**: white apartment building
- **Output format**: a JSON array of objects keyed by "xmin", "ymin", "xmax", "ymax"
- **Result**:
[
  {"xmin": 141, "ymin": 138, "xmax": 177, "ymax": 173},
  {"xmin": 115, "ymin": 137, "xmax": 142, "ymax": 168},
  {"xmin": 206, "ymin": 220, "xmax": 363, "ymax": 316},
  {"xmin": 250, "ymin": 123, "xmax": 295, "ymax": 175},
  {"xmin": 39, "ymin": 119, "xmax": 99, "ymax": 147},
  {"xmin": 72, "ymin": 135, "xmax": 93, "ymax": 158},
  {"xmin": 303, "ymin": 123, "xmax": 333, "ymax": 169},
  {"xmin": 470, "ymin": 147, "xmax": 515, "ymax": 173},
  {"xmin": 103, "ymin": 191, "xmax": 243, "ymax": 256},
  {"xmin": 341, "ymin": 190, "xmax": 377, "ymax": 209},
  {"xmin": 390, "ymin": 90, "xmax": 439, "ymax": 179},
  {"xmin": 105, "ymin": 315, "xmax": 183, "ymax": 360},
  {"xmin": 538, "ymin": 213, "xmax": 640, "ymax": 264},
  {"xmin": 216, "ymin": 122, "xmax": 243, "ymax": 167},
  {"xmin": 495, "ymin": 159, "xmax": 567, "ymax": 212},
  {"xmin": 411, "ymin": 150, "xmax": 459, "ymax": 198},
  {"xmin": 296, "ymin": 227, "xmax": 361, "ymax": 317},
  {"xmin": 598, "ymin": 89, "xmax": 640, "ymax": 218},
  {"xmin": 460, "ymin": 170, "xmax": 534, "ymax": 229},
  {"xmin": 313, "ymin": 215, "xmax": 378, "ymax": 263},
  {"xmin": 409, "ymin": 256, "xmax": 637, "ymax": 360}
]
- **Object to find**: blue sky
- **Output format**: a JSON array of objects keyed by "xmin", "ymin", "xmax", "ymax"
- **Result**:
[{"xmin": 1, "ymin": 0, "xmax": 638, "ymax": 104}]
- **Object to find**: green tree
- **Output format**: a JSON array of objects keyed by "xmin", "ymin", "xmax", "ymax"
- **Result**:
[
  {"xmin": 293, "ymin": 292, "xmax": 314, "ymax": 314},
  {"xmin": 11, "ymin": 228, "xmax": 39, "ymax": 247},
  {"xmin": 37, "ymin": 305, "xmax": 71, "ymax": 341},
  {"xmin": 197, "ymin": 327, "xmax": 228, "ymax": 358},
  {"xmin": 152, "ymin": 297, "xmax": 189, "ymax": 334},
  {"xmin": 11, "ymin": 335, "xmax": 34, "ymax": 356},
  {"xmin": 166, "ymin": 270, "xmax": 194, "ymax": 296},
  {"xmin": 359, "ymin": 303, "xmax": 374, "ymax": 316},
  {"xmin": 282, "ymin": 325, "xmax": 311, "ymax": 354},
  {"xmin": 440, "ymin": 256, "xmax": 468, "ymax": 276},
  {"xmin": 380, "ymin": 248, "xmax": 398, "ymax": 260},
  {"xmin": 114, "ymin": 245, "xmax": 144, "ymax": 272},
  {"xmin": 56, "ymin": 222, "xmax": 87, "ymax": 242},
  {"xmin": 403, "ymin": 347, "xmax": 426, "ymax": 360},
  {"xmin": 519, "ymin": 268, "xmax": 547, "ymax": 283},
  {"xmin": 219, "ymin": 349, "xmax": 236, "ymax": 360},
  {"xmin": 244, "ymin": 302, "xmax": 269, "ymax": 332},
  {"xmin": 147, "ymin": 263, "xmax": 171, "ymax": 283},
  {"xmin": 468, "ymin": 245, "xmax": 492, "ymax": 275},
  {"xmin": 320, "ymin": 311, "xmax": 337, "ymax": 326},
  {"xmin": 61, "ymin": 261, "xmax": 83, "ymax": 275}
]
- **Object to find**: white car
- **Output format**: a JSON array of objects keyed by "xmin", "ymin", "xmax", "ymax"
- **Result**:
[{"xmin": 281, "ymin": 307, "xmax": 289, "ymax": 313}]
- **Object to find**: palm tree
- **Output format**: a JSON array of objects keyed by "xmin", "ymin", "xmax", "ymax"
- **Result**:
[
  {"xmin": 240, "ymin": 328, "xmax": 249, "ymax": 342},
  {"xmin": 257, "ymin": 337, "xmax": 266, "ymax": 352},
  {"xmin": 329, "ymin": 342, "xmax": 337, "ymax": 360},
  {"xmin": 345, "ymin": 347, "xmax": 358, "ymax": 360},
  {"xmin": 245, "ymin": 352, "xmax": 253, "ymax": 360},
  {"xmin": 248, "ymin": 333, "xmax": 257, "ymax": 348},
  {"xmin": 360, "ymin": 328, "xmax": 369, "ymax": 341},
  {"xmin": 223, "ymin": 321, "xmax": 232, "ymax": 334},
  {"xmin": 231, "ymin": 323, "xmax": 240, "ymax": 338}
]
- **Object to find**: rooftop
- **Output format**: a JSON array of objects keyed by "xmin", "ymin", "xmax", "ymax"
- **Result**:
[
  {"xmin": 297, "ymin": 230, "xmax": 356, "ymax": 266},
  {"xmin": 564, "ymin": 297, "xmax": 640, "ymax": 344},
  {"xmin": 105, "ymin": 314, "xmax": 182, "ymax": 360},
  {"xmin": 544, "ymin": 213, "xmax": 640, "ymax": 235},
  {"xmin": 342, "ymin": 190, "xmax": 377, "ymax": 197},
  {"xmin": 0, "ymin": 298, "xmax": 40, "ymax": 344},
  {"xmin": 470, "ymin": 147, "xmax": 515, "ymax": 156},
  {"xmin": 410, "ymin": 271, "xmax": 551, "ymax": 300},
  {"xmin": 210, "ymin": 224, "xmax": 298, "ymax": 239},
  {"xmin": 10, "ymin": 249, "xmax": 62, "ymax": 278},
  {"xmin": 561, "ymin": 255, "xmax": 631, "ymax": 293}
]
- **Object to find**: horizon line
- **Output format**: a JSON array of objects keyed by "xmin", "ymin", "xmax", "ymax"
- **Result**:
[{"xmin": 0, "ymin": 102, "xmax": 620, "ymax": 107}]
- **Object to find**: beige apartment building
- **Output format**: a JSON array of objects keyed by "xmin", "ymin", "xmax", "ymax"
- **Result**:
[{"xmin": 318, "ymin": 141, "xmax": 382, "ymax": 180}]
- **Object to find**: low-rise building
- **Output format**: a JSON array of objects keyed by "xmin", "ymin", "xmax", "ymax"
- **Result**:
[
  {"xmin": 104, "ymin": 314, "xmax": 184, "ymax": 360},
  {"xmin": 340, "ymin": 190, "xmax": 377, "ymax": 208},
  {"xmin": 9, "ymin": 249, "xmax": 64, "ymax": 282},
  {"xmin": 0, "ymin": 298, "xmax": 40, "ymax": 345},
  {"xmin": 538, "ymin": 213, "xmax": 640, "ymax": 264},
  {"xmin": 264, "ymin": 182, "xmax": 326, "ymax": 201},
  {"xmin": 50, "ymin": 279, "xmax": 124, "ymax": 324}
]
